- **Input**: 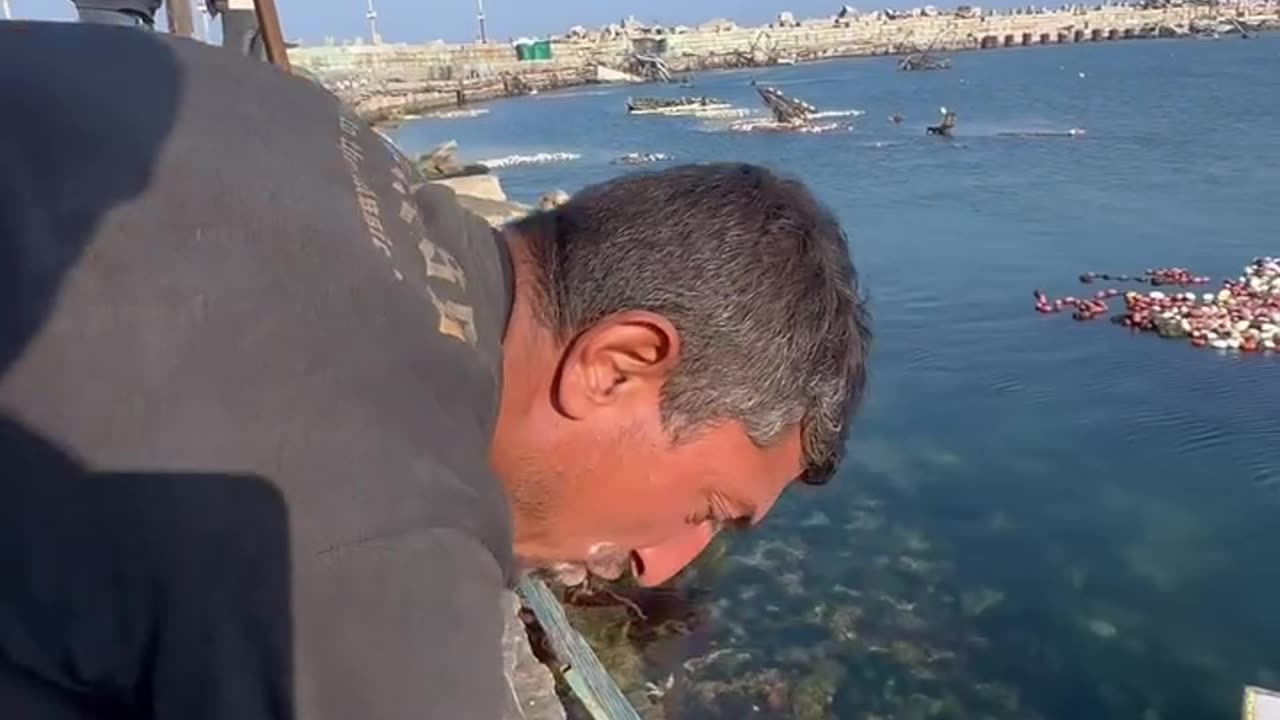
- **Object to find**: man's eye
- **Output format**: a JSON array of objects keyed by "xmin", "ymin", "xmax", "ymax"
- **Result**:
[{"xmin": 696, "ymin": 496, "xmax": 754, "ymax": 532}]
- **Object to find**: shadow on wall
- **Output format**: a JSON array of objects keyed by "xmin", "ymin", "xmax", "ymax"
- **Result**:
[{"xmin": 0, "ymin": 22, "xmax": 293, "ymax": 718}]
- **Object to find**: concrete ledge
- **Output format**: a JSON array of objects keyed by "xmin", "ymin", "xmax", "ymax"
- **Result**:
[
  {"xmin": 429, "ymin": 174, "xmax": 533, "ymax": 227},
  {"xmin": 453, "ymin": 194, "xmax": 531, "ymax": 227},
  {"xmin": 502, "ymin": 591, "xmax": 566, "ymax": 720},
  {"xmin": 432, "ymin": 174, "xmax": 510, "ymax": 203}
]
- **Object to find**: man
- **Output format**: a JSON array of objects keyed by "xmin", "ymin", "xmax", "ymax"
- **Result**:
[
  {"xmin": 69, "ymin": 0, "xmax": 160, "ymax": 27},
  {"xmin": 0, "ymin": 22, "xmax": 870, "ymax": 720},
  {"xmin": 206, "ymin": 0, "xmax": 267, "ymax": 60}
]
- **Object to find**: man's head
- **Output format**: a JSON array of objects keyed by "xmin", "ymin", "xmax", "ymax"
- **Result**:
[{"xmin": 491, "ymin": 163, "xmax": 870, "ymax": 586}]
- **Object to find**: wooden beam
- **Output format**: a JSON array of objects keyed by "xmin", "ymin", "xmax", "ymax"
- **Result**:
[
  {"xmin": 254, "ymin": 0, "xmax": 292, "ymax": 72},
  {"xmin": 165, "ymin": 0, "xmax": 195, "ymax": 37}
]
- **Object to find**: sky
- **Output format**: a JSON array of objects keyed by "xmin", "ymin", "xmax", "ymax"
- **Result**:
[{"xmin": 12, "ymin": 0, "xmax": 1025, "ymax": 44}]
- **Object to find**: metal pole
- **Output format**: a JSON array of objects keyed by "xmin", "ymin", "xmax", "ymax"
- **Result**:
[
  {"xmin": 165, "ymin": 0, "xmax": 195, "ymax": 37},
  {"xmin": 476, "ymin": 0, "xmax": 487, "ymax": 42},
  {"xmin": 365, "ymin": 0, "xmax": 380, "ymax": 44},
  {"xmin": 197, "ymin": 3, "xmax": 210, "ymax": 41},
  {"xmin": 2, "ymin": 0, "xmax": 11, "ymax": 21},
  {"xmin": 254, "ymin": 0, "xmax": 292, "ymax": 71}
]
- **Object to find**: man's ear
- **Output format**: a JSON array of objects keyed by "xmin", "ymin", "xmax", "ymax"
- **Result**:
[{"xmin": 554, "ymin": 311, "xmax": 681, "ymax": 420}]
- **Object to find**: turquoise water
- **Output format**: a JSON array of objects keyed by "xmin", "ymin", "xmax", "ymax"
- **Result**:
[{"xmin": 393, "ymin": 36, "xmax": 1280, "ymax": 720}]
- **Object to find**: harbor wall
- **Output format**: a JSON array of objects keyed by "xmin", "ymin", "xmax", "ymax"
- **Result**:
[{"xmin": 290, "ymin": 3, "xmax": 1277, "ymax": 123}]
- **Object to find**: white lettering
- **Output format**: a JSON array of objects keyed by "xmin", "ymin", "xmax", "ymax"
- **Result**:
[
  {"xmin": 399, "ymin": 199, "xmax": 418, "ymax": 225},
  {"xmin": 418, "ymin": 236, "xmax": 467, "ymax": 289},
  {"xmin": 339, "ymin": 135, "xmax": 364, "ymax": 166},
  {"xmin": 339, "ymin": 116, "xmax": 362, "ymax": 137},
  {"xmin": 334, "ymin": 117, "xmax": 479, "ymax": 346},
  {"xmin": 426, "ymin": 285, "xmax": 478, "ymax": 346}
]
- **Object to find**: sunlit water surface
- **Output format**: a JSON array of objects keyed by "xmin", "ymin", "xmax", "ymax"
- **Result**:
[{"xmin": 392, "ymin": 35, "xmax": 1280, "ymax": 720}]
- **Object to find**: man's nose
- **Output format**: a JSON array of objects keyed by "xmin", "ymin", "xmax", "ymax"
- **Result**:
[{"xmin": 632, "ymin": 522, "xmax": 717, "ymax": 587}]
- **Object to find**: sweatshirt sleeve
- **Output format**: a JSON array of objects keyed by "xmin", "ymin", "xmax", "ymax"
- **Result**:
[{"xmin": 294, "ymin": 528, "xmax": 509, "ymax": 720}]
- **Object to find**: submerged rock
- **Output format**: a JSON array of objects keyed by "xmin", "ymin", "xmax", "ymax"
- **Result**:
[
  {"xmin": 790, "ymin": 661, "xmax": 845, "ymax": 720},
  {"xmin": 1086, "ymin": 618, "xmax": 1118, "ymax": 638},
  {"xmin": 960, "ymin": 588, "xmax": 1005, "ymax": 617},
  {"xmin": 418, "ymin": 139, "xmax": 490, "ymax": 179},
  {"xmin": 539, "ymin": 189, "xmax": 570, "ymax": 210}
]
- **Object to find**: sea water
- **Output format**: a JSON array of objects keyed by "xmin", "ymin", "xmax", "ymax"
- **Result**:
[{"xmin": 390, "ymin": 35, "xmax": 1280, "ymax": 720}]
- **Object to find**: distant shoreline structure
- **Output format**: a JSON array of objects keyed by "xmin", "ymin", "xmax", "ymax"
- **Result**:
[{"xmin": 291, "ymin": 2, "xmax": 1280, "ymax": 124}]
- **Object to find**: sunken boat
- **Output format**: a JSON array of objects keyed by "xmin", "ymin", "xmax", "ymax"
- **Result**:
[
  {"xmin": 898, "ymin": 50, "xmax": 952, "ymax": 71},
  {"xmin": 625, "ymin": 96, "xmax": 732, "ymax": 116},
  {"xmin": 727, "ymin": 86, "xmax": 849, "ymax": 134},
  {"xmin": 757, "ymin": 85, "xmax": 818, "ymax": 124}
]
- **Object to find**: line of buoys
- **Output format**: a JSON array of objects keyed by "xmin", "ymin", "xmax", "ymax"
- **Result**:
[
  {"xmin": 1078, "ymin": 268, "xmax": 1211, "ymax": 286},
  {"xmin": 1034, "ymin": 287, "xmax": 1119, "ymax": 320},
  {"xmin": 1036, "ymin": 257, "xmax": 1280, "ymax": 352}
]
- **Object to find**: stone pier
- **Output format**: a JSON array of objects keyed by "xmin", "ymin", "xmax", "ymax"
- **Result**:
[{"xmin": 291, "ymin": 2, "xmax": 1279, "ymax": 122}]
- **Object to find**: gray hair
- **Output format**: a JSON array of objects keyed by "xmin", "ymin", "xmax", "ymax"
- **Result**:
[{"xmin": 511, "ymin": 163, "xmax": 870, "ymax": 483}]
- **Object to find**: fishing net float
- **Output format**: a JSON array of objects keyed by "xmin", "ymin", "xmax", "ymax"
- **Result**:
[
  {"xmin": 1078, "ymin": 268, "xmax": 1211, "ymax": 286},
  {"xmin": 1034, "ymin": 258, "xmax": 1280, "ymax": 352}
]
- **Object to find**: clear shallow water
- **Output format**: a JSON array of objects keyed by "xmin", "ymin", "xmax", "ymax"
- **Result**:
[{"xmin": 393, "ymin": 36, "xmax": 1280, "ymax": 720}]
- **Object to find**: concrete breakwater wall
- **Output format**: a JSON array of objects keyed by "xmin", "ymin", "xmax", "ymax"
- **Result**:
[{"xmin": 292, "ymin": 3, "xmax": 1276, "ymax": 123}]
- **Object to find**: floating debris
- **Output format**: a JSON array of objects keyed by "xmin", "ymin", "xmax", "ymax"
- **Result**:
[
  {"xmin": 996, "ymin": 128, "xmax": 1088, "ymax": 138},
  {"xmin": 421, "ymin": 108, "xmax": 490, "ymax": 120},
  {"xmin": 612, "ymin": 152, "xmax": 673, "ymax": 165},
  {"xmin": 926, "ymin": 106, "xmax": 957, "ymax": 137},
  {"xmin": 626, "ymin": 96, "xmax": 731, "ymax": 116},
  {"xmin": 689, "ymin": 107, "xmax": 753, "ymax": 120},
  {"xmin": 811, "ymin": 109, "xmax": 866, "ymax": 119},
  {"xmin": 898, "ymin": 49, "xmax": 952, "ymax": 71},
  {"xmin": 476, "ymin": 151, "xmax": 581, "ymax": 169},
  {"xmin": 727, "ymin": 86, "xmax": 856, "ymax": 134},
  {"xmin": 1035, "ymin": 257, "xmax": 1280, "ymax": 352},
  {"xmin": 728, "ymin": 119, "xmax": 845, "ymax": 134},
  {"xmin": 1079, "ymin": 268, "xmax": 1211, "ymax": 286},
  {"xmin": 644, "ymin": 673, "xmax": 675, "ymax": 702}
]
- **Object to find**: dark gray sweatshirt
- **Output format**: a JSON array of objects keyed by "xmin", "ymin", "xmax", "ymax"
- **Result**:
[{"xmin": 1, "ymin": 22, "xmax": 516, "ymax": 720}]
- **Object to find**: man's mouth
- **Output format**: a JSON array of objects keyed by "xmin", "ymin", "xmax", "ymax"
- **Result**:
[
  {"xmin": 544, "ymin": 545, "xmax": 640, "ymax": 587},
  {"xmin": 584, "ymin": 542, "xmax": 635, "ymax": 581}
]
